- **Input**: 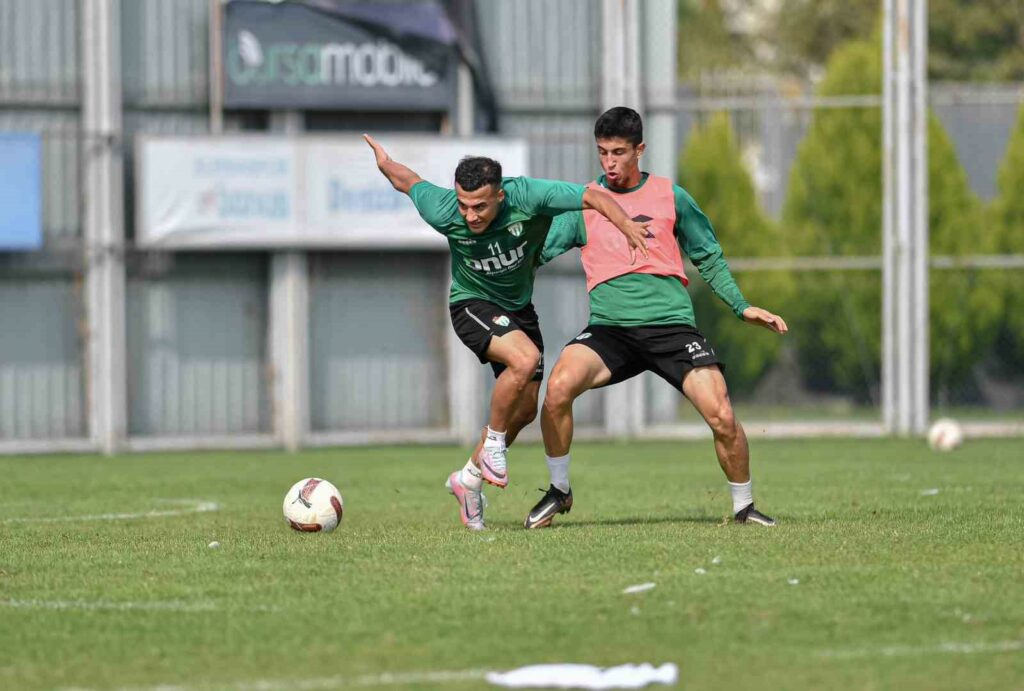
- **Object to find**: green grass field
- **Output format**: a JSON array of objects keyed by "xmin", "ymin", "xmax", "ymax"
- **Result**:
[{"xmin": 1, "ymin": 438, "xmax": 1022, "ymax": 690}]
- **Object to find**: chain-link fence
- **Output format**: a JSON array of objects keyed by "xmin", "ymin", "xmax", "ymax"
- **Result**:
[{"xmin": 2, "ymin": 0, "xmax": 1022, "ymax": 450}]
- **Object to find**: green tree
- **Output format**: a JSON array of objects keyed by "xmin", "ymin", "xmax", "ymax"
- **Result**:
[
  {"xmin": 678, "ymin": 0, "xmax": 753, "ymax": 78},
  {"xmin": 989, "ymin": 104, "xmax": 1024, "ymax": 377},
  {"xmin": 928, "ymin": 118, "xmax": 1000, "ymax": 403},
  {"xmin": 680, "ymin": 112, "xmax": 793, "ymax": 396},
  {"xmin": 769, "ymin": 0, "xmax": 878, "ymax": 78},
  {"xmin": 929, "ymin": 0, "xmax": 1024, "ymax": 81},
  {"xmin": 780, "ymin": 40, "xmax": 883, "ymax": 403},
  {"xmin": 782, "ymin": 38, "xmax": 993, "ymax": 404},
  {"xmin": 763, "ymin": 0, "xmax": 1024, "ymax": 81}
]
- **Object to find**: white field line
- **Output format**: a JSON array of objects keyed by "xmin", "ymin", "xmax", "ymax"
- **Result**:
[
  {"xmin": 818, "ymin": 639, "xmax": 1024, "ymax": 659},
  {"xmin": 1, "ymin": 598, "xmax": 279, "ymax": 613},
  {"xmin": 59, "ymin": 668, "xmax": 490, "ymax": 691},
  {"xmin": 1, "ymin": 499, "xmax": 219, "ymax": 524}
]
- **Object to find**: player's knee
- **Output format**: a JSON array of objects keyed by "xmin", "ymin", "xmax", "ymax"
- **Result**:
[
  {"xmin": 544, "ymin": 372, "xmax": 577, "ymax": 411},
  {"xmin": 707, "ymin": 403, "xmax": 737, "ymax": 438},
  {"xmin": 508, "ymin": 348, "xmax": 541, "ymax": 380}
]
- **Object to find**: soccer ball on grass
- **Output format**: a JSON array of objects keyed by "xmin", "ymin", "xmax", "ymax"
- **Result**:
[
  {"xmin": 927, "ymin": 418, "xmax": 964, "ymax": 452},
  {"xmin": 283, "ymin": 478, "xmax": 344, "ymax": 532}
]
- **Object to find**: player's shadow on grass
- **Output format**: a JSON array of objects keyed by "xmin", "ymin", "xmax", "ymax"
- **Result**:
[{"xmin": 545, "ymin": 514, "xmax": 722, "ymax": 528}]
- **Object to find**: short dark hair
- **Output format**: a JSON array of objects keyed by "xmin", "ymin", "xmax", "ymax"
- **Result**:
[
  {"xmin": 454, "ymin": 156, "xmax": 502, "ymax": 191},
  {"xmin": 594, "ymin": 106, "xmax": 643, "ymax": 146}
]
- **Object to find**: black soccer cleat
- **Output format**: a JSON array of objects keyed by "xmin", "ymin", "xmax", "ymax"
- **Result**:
[
  {"xmin": 524, "ymin": 485, "xmax": 573, "ymax": 529},
  {"xmin": 734, "ymin": 503, "xmax": 776, "ymax": 526}
]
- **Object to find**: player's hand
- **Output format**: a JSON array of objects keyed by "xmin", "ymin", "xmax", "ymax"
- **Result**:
[
  {"xmin": 742, "ymin": 306, "xmax": 788, "ymax": 334},
  {"xmin": 363, "ymin": 133, "xmax": 391, "ymax": 168},
  {"xmin": 622, "ymin": 219, "xmax": 651, "ymax": 263}
]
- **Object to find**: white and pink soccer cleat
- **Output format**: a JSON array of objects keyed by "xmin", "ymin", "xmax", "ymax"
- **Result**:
[
  {"xmin": 477, "ymin": 447, "xmax": 509, "ymax": 488},
  {"xmin": 445, "ymin": 471, "xmax": 486, "ymax": 531}
]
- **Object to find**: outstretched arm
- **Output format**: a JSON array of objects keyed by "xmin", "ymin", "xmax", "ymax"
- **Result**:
[
  {"xmin": 676, "ymin": 186, "xmax": 788, "ymax": 334},
  {"xmin": 363, "ymin": 134, "xmax": 423, "ymax": 195},
  {"xmin": 581, "ymin": 188, "xmax": 650, "ymax": 261},
  {"xmin": 696, "ymin": 251, "xmax": 788, "ymax": 334}
]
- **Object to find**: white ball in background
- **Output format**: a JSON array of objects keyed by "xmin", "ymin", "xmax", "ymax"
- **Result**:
[
  {"xmin": 927, "ymin": 418, "xmax": 964, "ymax": 452},
  {"xmin": 283, "ymin": 477, "xmax": 344, "ymax": 533}
]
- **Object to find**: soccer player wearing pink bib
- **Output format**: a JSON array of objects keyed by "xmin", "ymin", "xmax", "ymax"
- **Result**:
[{"xmin": 524, "ymin": 108, "xmax": 788, "ymax": 529}]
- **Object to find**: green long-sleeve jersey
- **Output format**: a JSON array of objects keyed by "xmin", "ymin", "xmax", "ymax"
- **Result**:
[{"xmin": 410, "ymin": 176, "xmax": 586, "ymax": 311}]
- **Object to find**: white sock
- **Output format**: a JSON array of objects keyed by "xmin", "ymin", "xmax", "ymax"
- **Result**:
[
  {"xmin": 546, "ymin": 454, "xmax": 571, "ymax": 493},
  {"xmin": 484, "ymin": 426, "xmax": 507, "ymax": 450},
  {"xmin": 459, "ymin": 459, "xmax": 483, "ymax": 490},
  {"xmin": 729, "ymin": 480, "xmax": 753, "ymax": 515}
]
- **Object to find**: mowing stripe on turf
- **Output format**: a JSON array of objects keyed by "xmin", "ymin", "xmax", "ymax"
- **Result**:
[
  {"xmin": 818, "ymin": 639, "xmax": 1024, "ymax": 659},
  {"xmin": 0, "ymin": 499, "xmax": 219, "ymax": 524},
  {"xmin": 1, "ymin": 599, "xmax": 280, "ymax": 613},
  {"xmin": 59, "ymin": 668, "xmax": 490, "ymax": 690}
]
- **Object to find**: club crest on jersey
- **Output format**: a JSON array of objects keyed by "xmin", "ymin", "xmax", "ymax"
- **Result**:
[
  {"xmin": 492, "ymin": 315, "xmax": 511, "ymax": 327},
  {"xmin": 507, "ymin": 222, "xmax": 524, "ymax": 237}
]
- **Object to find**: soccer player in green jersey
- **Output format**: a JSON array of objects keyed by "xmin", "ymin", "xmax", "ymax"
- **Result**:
[
  {"xmin": 364, "ymin": 134, "xmax": 650, "ymax": 530},
  {"xmin": 523, "ymin": 107, "xmax": 788, "ymax": 529}
]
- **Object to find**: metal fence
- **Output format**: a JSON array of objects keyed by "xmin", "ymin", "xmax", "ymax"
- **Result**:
[
  {"xmin": 1, "ymin": 0, "xmax": 1021, "ymax": 454},
  {"xmin": 664, "ymin": 83, "xmax": 1024, "ymax": 434}
]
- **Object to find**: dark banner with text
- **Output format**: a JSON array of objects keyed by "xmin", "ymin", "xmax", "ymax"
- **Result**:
[{"xmin": 223, "ymin": 0, "xmax": 457, "ymax": 111}]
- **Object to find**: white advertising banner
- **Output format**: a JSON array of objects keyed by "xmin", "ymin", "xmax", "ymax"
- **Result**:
[{"xmin": 136, "ymin": 135, "xmax": 528, "ymax": 249}]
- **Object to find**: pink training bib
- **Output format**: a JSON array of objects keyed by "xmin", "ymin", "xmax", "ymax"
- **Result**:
[{"xmin": 580, "ymin": 175, "xmax": 688, "ymax": 292}]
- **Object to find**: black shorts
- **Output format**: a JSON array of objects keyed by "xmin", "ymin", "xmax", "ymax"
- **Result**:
[
  {"xmin": 567, "ymin": 324, "xmax": 722, "ymax": 391},
  {"xmin": 449, "ymin": 299, "xmax": 545, "ymax": 381}
]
